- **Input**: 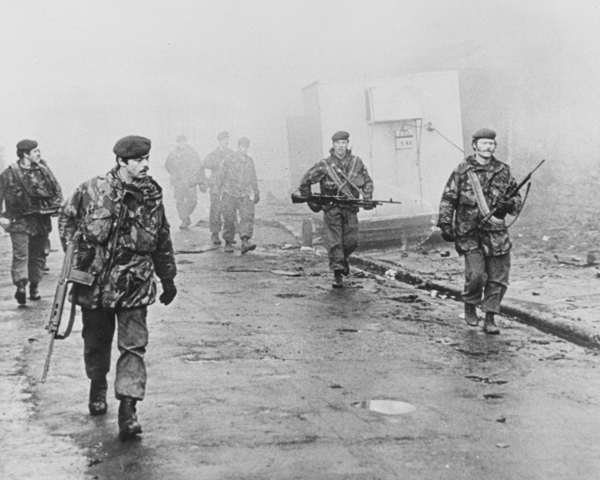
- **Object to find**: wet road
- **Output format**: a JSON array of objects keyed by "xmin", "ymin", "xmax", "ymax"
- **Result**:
[{"xmin": 2, "ymin": 222, "xmax": 600, "ymax": 480}]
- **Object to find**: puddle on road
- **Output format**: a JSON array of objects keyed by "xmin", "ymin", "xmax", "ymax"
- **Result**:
[{"xmin": 352, "ymin": 399, "xmax": 416, "ymax": 415}]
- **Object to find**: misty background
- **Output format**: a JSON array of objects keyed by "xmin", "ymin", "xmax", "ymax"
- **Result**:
[{"xmin": 1, "ymin": 0, "xmax": 599, "ymax": 222}]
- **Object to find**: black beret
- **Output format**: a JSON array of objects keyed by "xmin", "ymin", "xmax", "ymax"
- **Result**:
[
  {"xmin": 238, "ymin": 137, "xmax": 250, "ymax": 146},
  {"xmin": 217, "ymin": 131, "xmax": 229, "ymax": 140},
  {"xmin": 16, "ymin": 139, "xmax": 38, "ymax": 152},
  {"xmin": 113, "ymin": 135, "xmax": 151, "ymax": 159},
  {"xmin": 331, "ymin": 131, "xmax": 350, "ymax": 142},
  {"xmin": 472, "ymin": 128, "xmax": 497, "ymax": 140}
]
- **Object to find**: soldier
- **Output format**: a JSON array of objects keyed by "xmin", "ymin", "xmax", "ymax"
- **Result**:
[
  {"xmin": 299, "ymin": 131, "xmax": 374, "ymax": 288},
  {"xmin": 0, "ymin": 139, "xmax": 62, "ymax": 304},
  {"xmin": 202, "ymin": 131, "xmax": 234, "ymax": 244},
  {"xmin": 59, "ymin": 135, "xmax": 177, "ymax": 440},
  {"xmin": 438, "ymin": 128, "xmax": 522, "ymax": 334},
  {"xmin": 165, "ymin": 135, "xmax": 204, "ymax": 229},
  {"xmin": 217, "ymin": 137, "xmax": 260, "ymax": 254}
]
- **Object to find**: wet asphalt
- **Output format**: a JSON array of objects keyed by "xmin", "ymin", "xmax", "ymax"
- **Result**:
[{"xmin": 2, "ymin": 207, "xmax": 600, "ymax": 480}]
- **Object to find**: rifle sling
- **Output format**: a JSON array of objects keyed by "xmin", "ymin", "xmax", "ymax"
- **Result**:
[{"xmin": 323, "ymin": 157, "xmax": 360, "ymax": 199}]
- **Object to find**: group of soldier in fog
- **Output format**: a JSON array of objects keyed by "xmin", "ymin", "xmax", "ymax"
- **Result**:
[
  {"xmin": 165, "ymin": 132, "xmax": 260, "ymax": 253},
  {"xmin": 0, "ymin": 124, "xmax": 520, "ymax": 440}
]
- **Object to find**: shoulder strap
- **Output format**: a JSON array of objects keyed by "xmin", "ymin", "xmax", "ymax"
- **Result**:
[
  {"xmin": 323, "ymin": 157, "xmax": 361, "ymax": 198},
  {"xmin": 466, "ymin": 169, "xmax": 491, "ymax": 217}
]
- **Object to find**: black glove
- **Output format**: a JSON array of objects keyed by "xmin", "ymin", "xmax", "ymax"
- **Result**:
[
  {"xmin": 308, "ymin": 202, "xmax": 322, "ymax": 213},
  {"xmin": 441, "ymin": 224, "xmax": 456, "ymax": 242},
  {"xmin": 253, "ymin": 192, "xmax": 260, "ymax": 204},
  {"xmin": 495, "ymin": 197, "xmax": 515, "ymax": 216},
  {"xmin": 159, "ymin": 279, "xmax": 177, "ymax": 305}
]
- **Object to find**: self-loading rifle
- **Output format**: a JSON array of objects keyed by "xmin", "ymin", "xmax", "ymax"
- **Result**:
[
  {"xmin": 481, "ymin": 159, "xmax": 545, "ymax": 224},
  {"xmin": 291, "ymin": 192, "xmax": 401, "ymax": 209},
  {"xmin": 41, "ymin": 240, "xmax": 95, "ymax": 383}
]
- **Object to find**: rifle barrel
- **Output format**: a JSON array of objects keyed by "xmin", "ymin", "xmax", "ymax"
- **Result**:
[{"xmin": 41, "ymin": 334, "xmax": 56, "ymax": 383}]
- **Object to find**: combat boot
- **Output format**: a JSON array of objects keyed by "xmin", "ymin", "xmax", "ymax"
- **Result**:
[
  {"xmin": 29, "ymin": 283, "xmax": 41, "ymax": 301},
  {"xmin": 224, "ymin": 242, "xmax": 234, "ymax": 253},
  {"xmin": 211, "ymin": 232, "xmax": 222, "ymax": 245},
  {"xmin": 464, "ymin": 303, "xmax": 480, "ymax": 326},
  {"xmin": 88, "ymin": 377, "xmax": 108, "ymax": 416},
  {"xmin": 118, "ymin": 397, "xmax": 142, "ymax": 440},
  {"xmin": 14, "ymin": 280, "xmax": 27, "ymax": 305},
  {"xmin": 483, "ymin": 312, "xmax": 500, "ymax": 334},
  {"xmin": 241, "ymin": 237, "xmax": 256, "ymax": 254},
  {"xmin": 332, "ymin": 270, "xmax": 344, "ymax": 289}
]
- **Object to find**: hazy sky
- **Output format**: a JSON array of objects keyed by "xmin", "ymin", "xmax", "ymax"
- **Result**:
[{"xmin": 0, "ymin": 0, "xmax": 598, "ymax": 192}]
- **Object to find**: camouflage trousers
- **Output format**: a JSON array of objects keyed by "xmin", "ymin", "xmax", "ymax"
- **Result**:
[
  {"xmin": 209, "ymin": 189, "xmax": 223, "ymax": 234},
  {"xmin": 462, "ymin": 249, "xmax": 510, "ymax": 314},
  {"xmin": 9, "ymin": 232, "xmax": 48, "ymax": 286},
  {"xmin": 324, "ymin": 207, "xmax": 359, "ymax": 272},
  {"xmin": 173, "ymin": 184, "xmax": 197, "ymax": 221},
  {"xmin": 221, "ymin": 193, "xmax": 254, "ymax": 242},
  {"xmin": 81, "ymin": 306, "xmax": 148, "ymax": 401}
]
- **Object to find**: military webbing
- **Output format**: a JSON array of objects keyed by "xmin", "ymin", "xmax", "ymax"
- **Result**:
[
  {"xmin": 323, "ymin": 156, "xmax": 359, "ymax": 198},
  {"xmin": 466, "ymin": 168, "xmax": 492, "ymax": 217},
  {"xmin": 10, "ymin": 161, "xmax": 60, "ymax": 199}
]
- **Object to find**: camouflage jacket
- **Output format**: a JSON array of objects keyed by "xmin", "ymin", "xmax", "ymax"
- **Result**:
[
  {"xmin": 59, "ymin": 167, "xmax": 177, "ymax": 310},
  {"xmin": 0, "ymin": 159, "xmax": 63, "ymax": 235},
  {"xmin": 203, "ymin": 147, "xmax": 234, "ymax": 190},
  {"xmin": 165, "ymin": 144, "xmax": 204, "ymax": 186},
  {"xmin": 217, "ymin": 152, "xmax": 259, "ymax": 198},
  {"xmin": 438, "ymin": 155, "xmax": 522, "ymax": 256},
  {"xmin": 299, "ymin": 149, "xmax": 374, "ymax": 212}
]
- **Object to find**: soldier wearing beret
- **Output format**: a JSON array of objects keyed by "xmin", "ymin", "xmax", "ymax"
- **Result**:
[
  {"xmin": 165, "ymin": 135, "xmax": 204, "ymax": 229},
  {"xmin": 201, "ymin": 131, "xmax": 234, "ymax": 244},
  {"xmin": 216, "ymin": 137, "xmax": 260, "ymax": 254},
  {"xmin": 0, "ymin": 139, "xmax": 63, "ymax": 304},
  {"xmin": 438, "ymin": 128, "xmax": 522, "ymax": 334},
  {"xmin": 59, "ymin": 135, "xmax": 177, "ymax": 440},
  {"xmin": 298, "ymin": 131, "xmax": 374, "ymax": 288}
]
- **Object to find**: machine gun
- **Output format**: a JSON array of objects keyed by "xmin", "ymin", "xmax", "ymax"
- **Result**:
[
  {"xmin": 481, "ymin": 159, "xmax": 546, "ymax": 225},
  {"xmin": 291, "ymin": 192, "xmax": 402, "ymax": 209},
  {"xmin": 41, "ymin": 241, "xmax": 95, "ymax": 383}
]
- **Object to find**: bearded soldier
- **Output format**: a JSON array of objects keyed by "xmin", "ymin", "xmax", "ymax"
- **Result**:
[
  {"xmin": 298, "ymin": 131, "xmax": 374, "ymax": 288},
  {"xmin": 438, "ymin": 128, "xmax": 522, "ymax": 334},
  {"xmin": 59, "ymin": 135, "xmax": 177, "ymax": 440},
  {"xmin": 0, "ymin": 139, "xmax": 62, "ymax": 304}
]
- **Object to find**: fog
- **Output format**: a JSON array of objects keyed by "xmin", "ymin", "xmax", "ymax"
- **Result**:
[{"xmin": 1, "ymin": 0, "xmax": 599, "ymax": 211}]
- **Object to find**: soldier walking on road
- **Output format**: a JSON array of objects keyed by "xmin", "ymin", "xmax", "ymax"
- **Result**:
[
  {"xmin": 298, "ymin": 131, "xmax": 374, "ymax": 288},
  {"xmin": 202, "ymin": 131, "xmax": 234, "ymax": 244},
  {"xmin": 0, "ymin": 139, "xmax": 63, "ymax": 304},
  {"xmin": 217, "ymin": 137, "xmax": 260, "ymax": 254},
  {"xmin": 59, "ymin": 135, "xmax": 178, "ymax": 440},
  {"xmin": 165, "ymin": 135, "xmax": 204, "ymax": 229},
  {"xmin": 438, "ymin": 128, "xmax": 522, "ymax": 334}
]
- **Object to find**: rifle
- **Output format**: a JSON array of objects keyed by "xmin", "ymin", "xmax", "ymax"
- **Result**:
[
  {"xmin": 41, "ymin": 240, "xmax": 95, "ymax": 383},
  {"xmin": 291, "ymin": 192, "xmax": 401, "ymax": 209},
  {"xmin": 481, "ymin": 159, "xmax": 545, "ymax": 224}
]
